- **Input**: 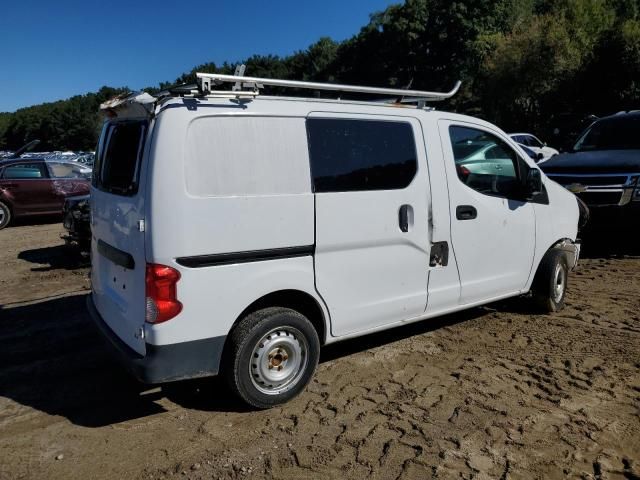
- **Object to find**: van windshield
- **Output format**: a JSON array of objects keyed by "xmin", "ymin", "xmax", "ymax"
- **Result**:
[{"xmin": 94, "ymin": 120, "xmax": 147, "ymax": 195}]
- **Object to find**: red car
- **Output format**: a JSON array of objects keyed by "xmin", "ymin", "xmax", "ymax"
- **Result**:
[{"xmin": 0, "ymin": 159, "xmax": 91, "ymax": 229}]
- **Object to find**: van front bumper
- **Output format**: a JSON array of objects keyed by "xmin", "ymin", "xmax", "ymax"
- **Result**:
[{"xmin": 86, "ymin": 295, "xmax": 225, "ymax": 384}]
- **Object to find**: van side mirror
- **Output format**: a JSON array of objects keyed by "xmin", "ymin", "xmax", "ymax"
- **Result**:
[
  {"xmin": 535, "ymin": 152, "xmax": 544, "ymax": 162},
  {"xmin": 524, "ymin": 168, "xmax": 543, "ymax": 198}
]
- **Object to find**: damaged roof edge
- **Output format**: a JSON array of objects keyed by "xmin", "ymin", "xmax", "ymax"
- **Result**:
[{"xmin": 100, "ymin": 92, "xmax": 156, "ymax": 117}]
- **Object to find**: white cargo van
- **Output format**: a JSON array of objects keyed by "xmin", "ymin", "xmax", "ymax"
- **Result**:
[{"xmin": 87, "ymin": 73, "xmax": 581, "ymax": 408}]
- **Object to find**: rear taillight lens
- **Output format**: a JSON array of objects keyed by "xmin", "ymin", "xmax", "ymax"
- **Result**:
[{"xmin": 145, "ymin": 264, "xmax": 182, "ymax": 323}]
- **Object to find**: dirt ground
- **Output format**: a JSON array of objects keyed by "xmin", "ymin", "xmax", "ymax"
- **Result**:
[{"xmin": 0, "ymin": 222, "xmax": 639, "ymax": 480}]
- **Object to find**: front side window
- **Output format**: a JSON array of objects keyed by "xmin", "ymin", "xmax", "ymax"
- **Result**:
[
  {"xmin": 449, "ymin": 126, "xmax": 522, "ymax": 198},
  {"xmin": 306, "ymin": 118, "xmax": 417, "ymax": 192},
  {"xmin": 2, "ymin": 162, "xmax": 48, "ymax": 179},
  {"xmin": 94, "ymin": 120, "xmax": 147, "ymax": 195}
]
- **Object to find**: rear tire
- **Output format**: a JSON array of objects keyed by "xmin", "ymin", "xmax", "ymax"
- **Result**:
[
  {"xmin": 531, "ymin": 248, "xmax": 569, "ymax": 313},
  {"xmin": 223, "ymin": 307, "xmax": 320, "ymax": 409},
  {"xmin": 0, "ymin": 202, "xmax": 11, "ymax": 230}
]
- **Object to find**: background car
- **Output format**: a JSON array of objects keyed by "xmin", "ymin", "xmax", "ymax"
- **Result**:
[
  {"xmin": 0, "ymin": 158, "xmax": 90, "ymax": 229},
  {"xmin": 540, "ymin": 111, "xmax": 640, "ymax": 229},
  {"xmin": 509, "ymin": 133, "xmax": 559, "ymax": 161}
]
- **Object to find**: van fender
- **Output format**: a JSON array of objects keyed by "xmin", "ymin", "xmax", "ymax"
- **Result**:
[{"xmin": 528, "ymin": 238, "xmax": 580, "ymax": 292}]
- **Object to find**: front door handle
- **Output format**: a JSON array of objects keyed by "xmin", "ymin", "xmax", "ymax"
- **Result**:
[{"xmin": 456, "ymin": 205, "xmax": 477, "ymax": 220}]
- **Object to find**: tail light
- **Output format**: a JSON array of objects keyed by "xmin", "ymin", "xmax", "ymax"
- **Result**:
[{"xmin": 145, "ymin": 264, "xmax": 182, "ymax": 323}]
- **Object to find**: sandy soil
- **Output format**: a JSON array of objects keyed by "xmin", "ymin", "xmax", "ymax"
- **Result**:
[{"xmin": 0, "ymin": 222, "xmax": 638, "ymax": 480}]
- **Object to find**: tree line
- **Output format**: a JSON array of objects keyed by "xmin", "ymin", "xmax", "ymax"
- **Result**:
[{"xmin": 1, "ymin": 0, "xmax": 639, "ymax": 152}]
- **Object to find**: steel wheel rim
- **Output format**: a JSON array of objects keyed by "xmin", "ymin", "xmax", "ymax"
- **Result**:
[
  {"xmin": 0, "ymin": 208, "xmax": 4, "ymax": 225},
  {"xmin": 249, "ymin": 326, "xmax": 309, "ymax": 395},
  {"xmin": 552, "ymin": 264, "xmax": 566, "ymax": 303}
]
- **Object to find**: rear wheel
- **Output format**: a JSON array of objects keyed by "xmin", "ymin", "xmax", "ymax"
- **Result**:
[
  {"xmin": 531, "ymin": 248, "xmax": 569, "ymax": 313},
  {"xmin": 0, "ymin": 202, "xmax": 11, "ymax": 230},
  {"xmin": 224, "ymin": 307, "xmax": 320, "ymax": 409}
]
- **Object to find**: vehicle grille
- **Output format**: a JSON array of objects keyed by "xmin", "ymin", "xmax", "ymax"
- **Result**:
[
  {"xmin": 545, "ymin": 173, "xmax": 639, "ymax": 206},
  {"xmin": 576, "ymin": 192, "xmax": 623, "ymax": 206}
]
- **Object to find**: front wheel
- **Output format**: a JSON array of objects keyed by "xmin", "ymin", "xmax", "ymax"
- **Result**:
[
  {"xmin": 0, "ymin": 201, "xmax": 11, "ymax": 230},
  {"xmin": 223, "ymin": 307, "xmax": 320, "ymax": 409},
  {"xmin": 531, "ymin": 248, "xmax": 569, "ymax": 313}
]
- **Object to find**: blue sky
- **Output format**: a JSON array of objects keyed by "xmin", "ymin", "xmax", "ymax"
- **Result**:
[{"xmin": 0, "ymin": 0, "xmax": 399, "ymax": 112}]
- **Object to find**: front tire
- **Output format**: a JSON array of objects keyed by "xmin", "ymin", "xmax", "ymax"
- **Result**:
[
  {"xmin": 223, "ymin": 307, "xmax": 320, "ymax": 409},
  {"xmin": 0, "ymin": 202, "xmax": 11, "ymax": 230},
  {"xmin": 531, "ymin": 248, "xmax": 569, "ymax": 313}
]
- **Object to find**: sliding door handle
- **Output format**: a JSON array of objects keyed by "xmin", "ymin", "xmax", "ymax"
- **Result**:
[{"xmin": 399, "ymin": 204, "xmax": 413, "ymax": 232}]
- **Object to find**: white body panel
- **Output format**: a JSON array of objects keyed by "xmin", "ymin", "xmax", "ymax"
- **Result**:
[{"xmin": 90, "ymin": 95, "xmax": 580, "ymax": 365}]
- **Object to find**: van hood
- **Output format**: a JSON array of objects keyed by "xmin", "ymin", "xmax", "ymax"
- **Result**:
[{"xmin": 541, "ymin": 149, "xmax": 640, "ymax": 174}]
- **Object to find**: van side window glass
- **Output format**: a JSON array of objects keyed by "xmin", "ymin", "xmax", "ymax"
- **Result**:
[
  {"xmin": 449, "ymin": 126, "xmax": 521, "ymax": 198},
  {"xmin": 2, "ymin": 163, "xmax": 48, "ymax": 179},
  {"xmin": 306, "ymin": 119, "xmax": 417, "ymax": 192},
  {"xmin": 97, "ymin": 121, "xmax": 147, "ymax": 195}
]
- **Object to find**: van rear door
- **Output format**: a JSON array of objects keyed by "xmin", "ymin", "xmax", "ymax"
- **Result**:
[{"xmin": 90, "ymin": 119, "xmax": 149, "ymax": 355}]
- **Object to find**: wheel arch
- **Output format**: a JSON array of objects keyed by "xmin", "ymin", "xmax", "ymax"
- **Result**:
[
  {"xmin": 227, "ymin": 289, "xmax": 328, "ymax": 346},
  {"xmin": 529, "ymin": 237, "xmax": 578, "ymax": 289}
]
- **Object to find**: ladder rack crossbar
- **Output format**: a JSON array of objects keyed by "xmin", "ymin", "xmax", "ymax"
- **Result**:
[{"xmin": 196, "ymin": 73, "xmax": 461, "ymax": 101}]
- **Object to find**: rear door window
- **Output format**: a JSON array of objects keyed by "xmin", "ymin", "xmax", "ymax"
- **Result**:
[
  {"xmin": 94, "ymin": 120, "xmax": 147, "ymax": 195},
  {"xmin": 306, "ymin": 118, "xmax": 417, "ymax": 193}
]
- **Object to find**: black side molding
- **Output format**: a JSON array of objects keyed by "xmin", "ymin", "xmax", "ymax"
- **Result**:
[
  {"xmin": 97, "ymin": 240, "xmax": 135, "ymax": 269},
  {"xmin": 176, "ymin": 245, "xmax": 314, "ymax": 268}
]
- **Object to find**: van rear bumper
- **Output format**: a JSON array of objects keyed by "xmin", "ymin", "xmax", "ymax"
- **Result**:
[{"xmin": 86, "ymin": 295, "xmax": 225, "ymax": 384}]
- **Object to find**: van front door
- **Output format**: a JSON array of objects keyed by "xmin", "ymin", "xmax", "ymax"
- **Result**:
[
  {"xmin": 308, "ymin": 114, "xmax": 431, "ymax": 337},
  {"xmin": 439, "ymin": 121, "xmax": 536, "ymax": 304}
]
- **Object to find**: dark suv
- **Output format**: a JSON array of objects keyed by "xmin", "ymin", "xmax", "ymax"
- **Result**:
[
  {"xmin": 0, "ymin": 158, "xmax": 91, "ymax": 229},
  {"xmin": 540, "ymin": 112, "xmax": 640, "ymax": 227}
]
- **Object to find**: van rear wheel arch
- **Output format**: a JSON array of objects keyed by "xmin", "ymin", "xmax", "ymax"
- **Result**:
[{"xmin": 226, "ymin": 289, "xmax": 328, "ymax": 349}]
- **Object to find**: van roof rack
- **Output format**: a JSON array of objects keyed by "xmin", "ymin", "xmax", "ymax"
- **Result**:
[{"xmin": 195, "ymin": 68, "xmax": 461, "ymax": 104}]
